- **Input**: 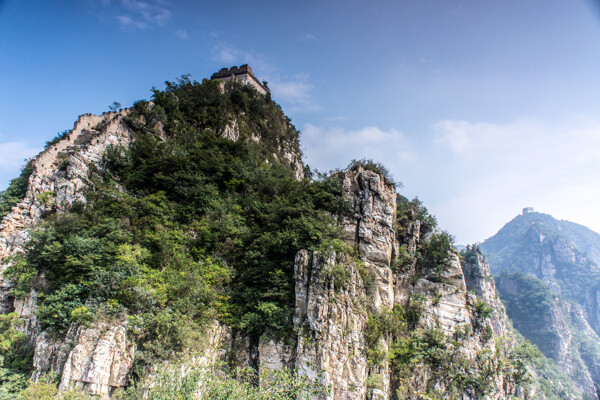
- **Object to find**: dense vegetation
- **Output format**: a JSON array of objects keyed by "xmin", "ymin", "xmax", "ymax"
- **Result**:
[
  {"xmin": 393, "ymin": 195, "xmax": 455, "ymax": 281},
  {"xmin": 509, "ymin": 329, "xmax": 583, "ymax": 400},
  {"xmin": 495, "ymin": 273, "xmax": 560, "ymax": 359},
  {"xmin": 5, "ymin": 77, "xmax": 349, "ymax": 380},
  {"xmin": 9, "ymin": 360, "xmax": 328, "ymax": 400},
  {"xmin": 363, "ymin": 303, "xmax": 526, "ymax": 399},
  {"xmin": 0, "ymin": 161, "xmax": 33, "ymax": 220}
]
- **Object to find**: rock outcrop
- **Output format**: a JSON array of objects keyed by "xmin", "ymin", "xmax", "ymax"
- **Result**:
[
  {"xmin": 202, "ymin": 167, "xmax": 519, "ymax": 399},
  {"xmin": 58, "ymin": 322, "xmax": 136, "ymax": 397},
  {"xmin": 461, "ymin": 249, "xmax": 508, "ymax": 337}
]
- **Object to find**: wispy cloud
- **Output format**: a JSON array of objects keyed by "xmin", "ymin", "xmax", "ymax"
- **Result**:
[
  {"xmin": 95, "ymin": 0, "xmax": 172, "ymax": 30},
  {"xmin": 301, "ymin": 33, "xmax": 317, "ymax": 42},
  {"xmin": 213, "ymin": 44, "xmax": 242, "ymax": 65},
  {"xmin": 212, "ymin": 44, "xmax": 319, "ymax": 112},
  {"xmin": 301, "ymin": 124, "xmax": 417, "ymax": 175},
  {"xmin": 175, "ymin": 29, "xmax": 189, "ymax": 39},
  {"xmin": 430, "ymin": 117, "xmax": 600, "ymax": 242},
  {"xmin": 0, "ymin": 142, "xmax": 39, "ymax": 172},
  {"xmin": 301, "ymin": 116, "xmax": 600, "ymax": 243}
]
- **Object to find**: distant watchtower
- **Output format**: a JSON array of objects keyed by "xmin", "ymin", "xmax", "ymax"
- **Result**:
[
  {"xmin": 210, "ymin": 65, "xmax": 269, "ymax": 96},
  {"xmin": 523, "ymin": 207, "xmax": 534, "ymax": 215}
]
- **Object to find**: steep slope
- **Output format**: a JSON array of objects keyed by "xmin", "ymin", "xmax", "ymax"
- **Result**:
[
  {"xmin": 0, "ymin": 74, "xmax": 542, "ymax": 399},
  {"xmin": 482, "ymin": 211, "xmax": 600, "ymax": 399}
]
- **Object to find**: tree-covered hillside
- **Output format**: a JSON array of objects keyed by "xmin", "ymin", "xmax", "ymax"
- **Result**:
[{"xmin": 0, "ymin": 77, "xmax": 354, "ymax": 395}]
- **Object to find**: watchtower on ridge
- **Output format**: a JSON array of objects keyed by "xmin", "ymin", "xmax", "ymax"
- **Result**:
[{"xmin": 210, "ymin": 65, "xmax": 269, "ymax": 96}]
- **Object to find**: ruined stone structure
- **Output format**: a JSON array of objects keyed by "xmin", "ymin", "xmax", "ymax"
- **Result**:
[
  {"xmin": 210, "ymin": 64, "xmax": 269, "ymax": 95},
  {"xmin": 522, "ymin": 207, "xmax": 534, "ymax": 215}
]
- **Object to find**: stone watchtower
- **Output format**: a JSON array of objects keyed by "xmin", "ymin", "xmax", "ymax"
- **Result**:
[
  {"xmin": 210, "ymin": 65, "xmax": 269, "ymax": 96},
  {"xmin": 523, "ymin": 207, "xmax": 534, "ymax": 215}
]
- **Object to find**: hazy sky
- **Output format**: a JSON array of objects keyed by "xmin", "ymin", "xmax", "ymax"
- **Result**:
[{"xmin": 2, "ymin": 0, "xmax": 600, "ymax": 244}]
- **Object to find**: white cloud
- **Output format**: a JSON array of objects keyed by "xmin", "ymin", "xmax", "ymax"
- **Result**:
[
  {"xmin": 429, "ymin": 118, "xmax": 600, "ymax": 243},
  {"xmin": 301, "ymin": 124, "xmax": 417, "ymax": 175},
  {"xmin": 270, "ymin": 77, "xmax": 318, "ymax": 112},
  {"xmin": 302, "ymin": 117, "xmax": 600, "ymax": 244},
  {"xmin": 0, "ymin": 142, "xmax": 39, "ymax": 172},
  {"xmin": 301, "ymin": 33, "xmax": 317, "ymax": 41},
  {"xmin": 97, "ymin": 0, "xmax": 172, "ymax": 30},
  {"xmin": 213, "ymin": 45, "xmax": 241, "ymax": 65},
  {"xmin": 116, "ymin": 15, "xmax": 135, "ymax": 26},
  {"xmin": 211, "ymin": 44, "xmax": 319, "ymax": 112},
  {"xmin": 175, "ymin": 29, "xmax": 189, "ymax": 39}
]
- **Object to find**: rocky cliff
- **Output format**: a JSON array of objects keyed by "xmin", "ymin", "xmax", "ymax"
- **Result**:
[
  {"xmin": 0, "ymin": 110, "xmax": 135, "ymax": 395},
  {"xmin": 0, "ymin": 75, "xmax": 535, "ymax": 399}
]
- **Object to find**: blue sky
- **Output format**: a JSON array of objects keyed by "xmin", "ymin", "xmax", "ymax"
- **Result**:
[{"xmin": 2, "ymin": 0, "xmax": 600, "ymax": 243}]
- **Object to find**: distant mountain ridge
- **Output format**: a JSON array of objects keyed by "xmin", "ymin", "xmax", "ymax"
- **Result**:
[
  {"xmin": 481, "ymin": 210, "xmax": 600, "ymax": 398},
  {"xmin": 483, "ymin": 211, "xmax": 600, "ymax": 274}
]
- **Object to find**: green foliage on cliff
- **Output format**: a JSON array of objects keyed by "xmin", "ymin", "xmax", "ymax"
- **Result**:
[
  {"xmin": 495, "ymin": 272, "xmax": 561, "ymax": 360},
  {"xmin": 118, "ymin": 360, "xmax": 329, "ymax": 400},
  {"xmin": 393, "ymin": 195, "xmax": 456, "ymax": 284},
  {"xmin": 347, "ymin": 158, "xmax": 398, "ymax": 187},
  {"xmin": 0, "ymin": 313, "xmax": 33, "ymax": 399},
  {"xmin": 0, "ymin": 161, "xmax": 33, "ymax": 220},
  {"xmin": 418, "ymin": 232, "xmax": 454, "ymax": 275},
  {"xmin": 459, "ymin": 243, "xmax": 481, "ymax": 266},
  {"xmin": 9, "ymin": 77, "xmax": 348, "ymax": 364},
  {"xmin": 365, "ymin": 304, "xmax": 526, "ymax": 399},
  {"xmin": 395, "ymin": 195, "xmax": 437, "ymax": 236}
]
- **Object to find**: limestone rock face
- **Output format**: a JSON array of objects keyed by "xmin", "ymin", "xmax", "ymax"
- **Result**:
[
  {"xmin": 58, "ymin": 322, "xmax": 136, "ymax": 398},
  {"xmin": 341, "ymin": 167, "xmax": 397, "ymax": 310},
  {"xmin": 205, "ymin": 167, "xmax": 518, "ymax": 400},
  {"xmin": 292, "ymin": 250, "xmax": 369, "ymax": 400},
  {"xmin": 461, "ymin": 251, "xmax": 508, "ymax": 336},
  {"xmin": 195, "ymin": 167, "xmax": 519, "ymax": 399},
  {"xmin": 32, "ymin": 325, "xmax": 79, "ymax": 381}
]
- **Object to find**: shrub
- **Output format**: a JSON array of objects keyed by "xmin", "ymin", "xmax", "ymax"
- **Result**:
[
  {"xmin": 70, "ymin": 306, "xmax": 92, "ymax": 325},
  {"xmin": 474, "ymin": 300, "xmax": 493, "ymax": 320},
  {"xmin": 328, "ymin": 264, "xmax": 350, "ymax": 291},
  {"xmin": 37, "ymin": 191, "xmax": 55, "ymax": 206},
  {"xmin": 44, "ymin": 130, "xmax": 69, "ymax": 150},
  {"xmin": 119, "ymin": 359, "xmax": 329, "ymax": 400},
  {"xmin": 391, "ymin": 244, "xmax": 412, "ymax": 273},
  {"xmin": 347, "ymin": 158, "xmax": 398, "ymax": 187},
  {"xmin": 418, "ymin": 232, "xmax": 454, "ymax": 277},
  {"xmin": 0, "ymin": 161, "xmax": 33, "ymax": 219}
]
